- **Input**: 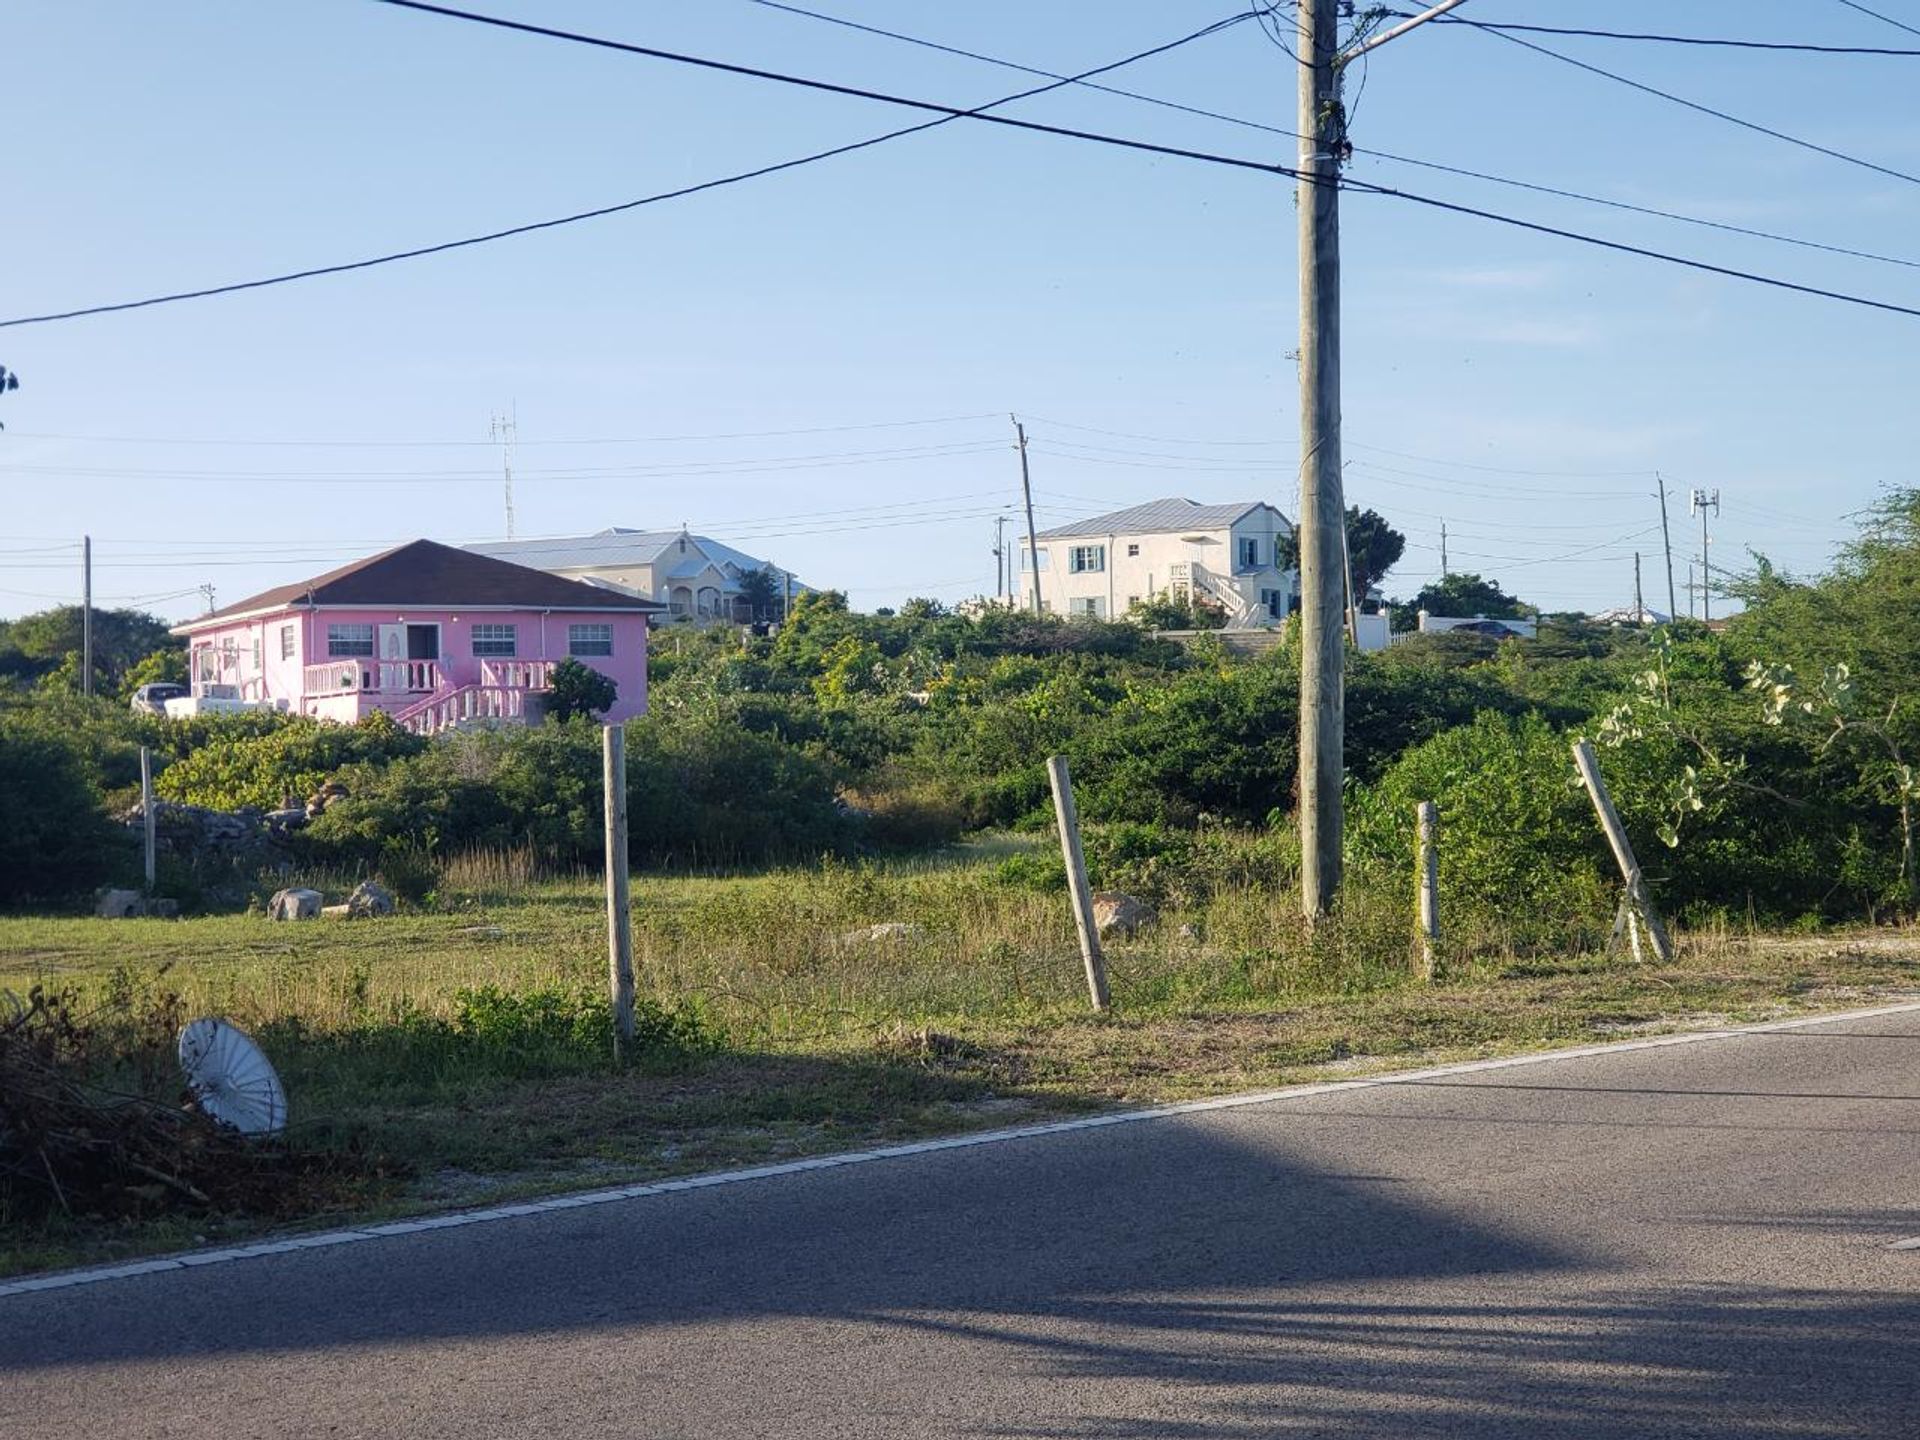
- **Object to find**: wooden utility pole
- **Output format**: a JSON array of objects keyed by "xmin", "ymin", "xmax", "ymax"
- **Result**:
[
  {"xmin": 1046, "ymin": 755, "xmax": 1110, "ymax": 1012},
  {"xmin": 81, "ymin": 535, "xmax": 94, "ymax": 698},
  {"xmin": 1013, "ymin": 417, "xmax": 1042, "ymax": 615},
  {"xmin": 1415, "ymin": 801, "xmax": 1439, "ymax": 978},
  {"xmin": 603, "ymin": 724, "xmax": 637, "ymax": 1060},
  {"xmin": 140, "ymin": 746, "xmax": 157, "ymax": 890},
  {"xmin": 1294, "ymin": 0, "xmax": 1469, "ymax": 918},
  {"xmin": 1572, "ymin": 739, "xmax": 1674, "ymax": 963},
  {"xmin": 1656, "ymin": 476, "xmax": 1678, "ymax": 620},
  {"xmin": 1296, "ymin": 0, "xmax": 1346, "ymax": 917},
  {"xmin": 1634, "ymin": 552, "xmax": 1644, "ymax": 624}
]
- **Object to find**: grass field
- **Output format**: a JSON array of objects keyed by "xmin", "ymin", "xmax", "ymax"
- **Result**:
[{"xmin": 4, "ymin": 838, "xmax": 1918, "ymax": 1276}]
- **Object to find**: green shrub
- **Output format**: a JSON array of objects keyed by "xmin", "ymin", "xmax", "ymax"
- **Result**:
[
  {"xmin": 156, "ymin": 713, "xmax": 425, "ymax": 811},
  {"xmin": 0, "ymin": 715, "xmax": 129, "ymax": 905}
]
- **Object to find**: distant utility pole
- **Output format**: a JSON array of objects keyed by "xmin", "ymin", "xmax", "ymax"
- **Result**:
[
  {"xmin": 1690, "ymin": 487, "xmax": 1720, "ymax": 622},
  {"xmin": 1634, "ymin": 551, "xmax": 1644, "ymax": 623},
  {"xmin": 1439, "ymin": 521, "xmax": 1449, "ymax": 577},
  {"xmin": 1655, "ymin": 474, "xmax": 1678, "ymax": 620},
  {"xmin": 198, "ymin": 582, "xmax": 216, "ymax": 615},
  {"xmin": 81, "ymin": 535, "xmax": 93, "ymax": 698},
  {"xmin": 1290, "ymin": 0, "xmax": 1468, "ymax": 917},
  {"xmin": 992, "ymin": 515, "xmax": 1012, "ymax": 604},
  {"xmin": 1013, "ymin": 416, "xmax": 1042, "ymax": 615},
  {"xmin": 491, "ymin": 408, "xmax": 518, "ymax": 540}
]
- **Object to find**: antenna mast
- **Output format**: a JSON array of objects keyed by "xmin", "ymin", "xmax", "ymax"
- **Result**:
[{"xmin": 491, "ymin": 408, "xmax": 518, "ymax": 540}]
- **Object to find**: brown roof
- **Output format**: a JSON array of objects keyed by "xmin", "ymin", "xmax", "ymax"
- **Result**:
[{"xmin": 176, "ymin": 539, "xmax": 665, "ymax": 631}]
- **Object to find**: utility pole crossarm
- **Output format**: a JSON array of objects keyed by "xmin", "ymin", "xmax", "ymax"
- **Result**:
[{"xmin": 1341, "ymin": 0, "xmax": 1473, "ymax": 62}]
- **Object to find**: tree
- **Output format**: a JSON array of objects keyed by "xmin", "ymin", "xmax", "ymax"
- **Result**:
[
  {"xmin": 6, "ymin": 606, "xmax": 174, "ymax": 692},
  {"xmin": 545, "ymin": 657, "xmax": 618, "ymax": 722},
  {"xmin": 898, "ymin": 597, "xmax": 948, "ymax": 621},
  {"xmin": 1403, "ymin": 572, "xmax": 1531, "ymax": 622},
  {"xmin": 1278, "ymin": 506, "xmax": 1406, "ymax": 604},
  {"xmin": 0, "ymin": 365, "xmax": 17, "ymax": 429},
  {"xmin": 736, "ymin": 566, "xmax": 782, "ymax": 624}
]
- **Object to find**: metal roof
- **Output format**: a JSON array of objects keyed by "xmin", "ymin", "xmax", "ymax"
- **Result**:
[
  {"xmin": 174, "ymin": 539, "xmax": 664, "ymax": 633},
  {"xmin": 465, "ymin": 528, "xmax": 797, "ymax": 586},
  {"xmin": 1034, "ymin": 498, "xmax": 1288, "ymax": 540}
]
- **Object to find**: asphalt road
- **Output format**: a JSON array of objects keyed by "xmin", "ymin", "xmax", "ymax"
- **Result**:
[{"xmin": 5, "ymin": 1007, "xmax": 1919, "ymax": 1438}]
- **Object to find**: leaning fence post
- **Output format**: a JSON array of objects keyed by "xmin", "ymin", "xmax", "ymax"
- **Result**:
[
  {"xmin": 1046, "ymin": 755, "xmax": 1110, "ymax": 1012},
  {"xmin": 603, "ymin": 724, "xmax": 637, "ymax": 1059},
  {"xmin": 1572, "ymin": 738, "xmax": 1675, "ymax": 963},
  {"xmin": 139, "ymin": 745, "xmax": 157, "ymax": 891},
  {"xmin": 1415, "ymin": 801, "xmax": 1439, "ymax": 979}
]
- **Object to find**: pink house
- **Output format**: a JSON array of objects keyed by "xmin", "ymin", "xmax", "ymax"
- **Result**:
[{"xmin": 169, "ymin": 540, "xmax": 663, "ymax": 733}]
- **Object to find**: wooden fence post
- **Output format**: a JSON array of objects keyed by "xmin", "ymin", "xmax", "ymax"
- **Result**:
[
  {"xmin": 139, "ymin": 746, "xmax": 157, "ymax": 891},
  {"xmin": 1415, "ymin": 800, "xmax": 1439, "ymax": 979},
  {"xmin": 603, "ymin": 724, "xmax": 637, "ymax": 1059},
  {"xmin": 1572, "ymin": 739, "xmax": 1675, "ymax": 963},
  {"xmin": 1046, "ymin": 755, "xmax": 1110, "ymax": 1012}
]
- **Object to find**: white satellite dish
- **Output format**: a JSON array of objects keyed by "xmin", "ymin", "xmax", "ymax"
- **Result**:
[{"xmin": 178, "ymin": 1018, "xmax": 287, "ymax": 1135}]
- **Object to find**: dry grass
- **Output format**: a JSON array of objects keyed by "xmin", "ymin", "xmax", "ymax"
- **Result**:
[{"xmin": 3, "ymin": 839, "xmax": 1917, "ymax": 1277}]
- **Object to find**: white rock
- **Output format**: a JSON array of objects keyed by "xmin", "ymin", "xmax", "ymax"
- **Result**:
[
  {"xmin": 268, "ymin": 887, "xmax": 323, "ymax": 921},
  {"xmin": 1092, "ymin": 892, "xmax": 1157, "ymax": 940}
]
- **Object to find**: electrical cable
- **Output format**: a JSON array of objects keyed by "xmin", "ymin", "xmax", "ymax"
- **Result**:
[
  {"xmin": 1834, "ymin": 0, "xmax": 1920, "ymax": 41},
  {"xmin": 1401, "ymin": 13, "xmax": 1920, "ymax": 55},
  {"xmin": 746, "ymin": 0, "xmax": 1920, "ymax": 273},
  {"xmin": 11, "ymin": 0, "xmax": 1920, "ymax": 331},
  {"xmin": 0, "ymin": 9, "xmax": 1253, "ymax": 329},
  {"xmin": 1450, "ymin": 16, "xmax": 1920, "ymax": 189}
]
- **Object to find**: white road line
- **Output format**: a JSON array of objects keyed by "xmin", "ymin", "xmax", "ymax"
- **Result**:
[{"xmin": 5, "ymin": 998, "xmax": 1919, "ymax": 1302}]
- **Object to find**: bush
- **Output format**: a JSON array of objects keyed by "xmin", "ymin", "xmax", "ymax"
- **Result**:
[
  {"xmin": 156, "ymin": 714, "xmax": 425, "ymax": 811},
  {"xmin": 546, "ymin": 657, "xmax": 618, "ymax": 722},
  {"xmin": 0, "ymin": 714, "xmax": 129, "ymax": 905}
]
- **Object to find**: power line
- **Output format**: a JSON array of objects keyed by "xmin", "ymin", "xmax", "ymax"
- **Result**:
[
  {"xmin": 368, "ymin": 0, "xmax": 1920, "ymax": 323},
  {"xmin": 1455, "ymin": 17, "xmax": 1920, "ymax": 190},
  {"xmin": 0, "ymin": 10, "xmax": 1252, "ymax": 329},
  {"xmin": 1834, "ymin": 0, "xmax": 1920, "ymax": 41},
  {"xmin": 2, "ymin": 413, "xmax": 1001, "ymax": 448},
  {"xmin": 749, "ymin": 0, "xmax": 1920, "ymax": 273},
  {"xmin": 1407, "ymin": 14, "xmax": 1920, "ymax": 55},
  {"xmin": 12, "ymin": 1, "xmax": 1920, "ymax": 333}
]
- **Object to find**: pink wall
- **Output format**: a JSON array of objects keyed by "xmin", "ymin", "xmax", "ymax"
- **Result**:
[{"xmin": 182, "ymin": 605, "xmax": 651, "ymax": 724}]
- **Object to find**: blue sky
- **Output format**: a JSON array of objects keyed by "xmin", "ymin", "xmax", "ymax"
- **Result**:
[{"xmin": 4, "ymin": 0, "xmax": 1917, "ymax": 623}]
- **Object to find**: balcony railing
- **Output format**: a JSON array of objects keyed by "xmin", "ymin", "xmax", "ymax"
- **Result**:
[
  {"xmin": 478, "ymin": 658, "xmax": 553, "ymax": 690},
  {"xmin": 302, "ymin": 659, "xmax": 442, "ymax": 695}
]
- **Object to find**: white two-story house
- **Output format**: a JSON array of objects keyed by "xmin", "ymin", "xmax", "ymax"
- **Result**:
[{"xmin": 1018, "ymin": 499, "xmax": 1298, "ymax": 627}]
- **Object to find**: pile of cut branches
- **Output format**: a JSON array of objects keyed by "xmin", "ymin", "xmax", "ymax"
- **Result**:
[{"xmin": 0, "ymin": 987, "xmax": 387, "ymax": 1223}]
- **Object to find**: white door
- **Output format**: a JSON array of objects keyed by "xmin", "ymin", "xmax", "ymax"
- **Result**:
[{"xmin": 377, "ymin": 624, "xmax": 406, "ymax": 692}]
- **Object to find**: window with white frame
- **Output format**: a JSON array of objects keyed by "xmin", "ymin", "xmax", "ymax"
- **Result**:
[
  {"xmin": 1240, "ymin": 537, "xmax": 1260, "ymax": 568},
  {"xmin": 327, "ymin": 623, "xmax": 374, "ymax": 657},
  {"xmin": 1069, "ymin": 597, "xmax": 1105, "ymax": 618},
  {"xmin": 1068, "ymin": 545, "xmax": 1106, "ymax": 574},
  {"xmin": 1021, "ymin": 547, "xmax": 1050, "ymax": 571},
  {"xmin": 471, "ymin": 623, "xmax": 517, "ymax": 657},
  {"xmin": 251, "ymin": 637, "xmax": 263, "ymax": 672},
  {"xmin": 280, "ymin": 625, "xmax": 296, "ymax": 661},
  {"xmin": 1261, "ymin": 588, "xmax": 1283, "ymax": 619},
  {"xmin": 568, "ymin": 622, "xmax": 613, "ymax": 656}
]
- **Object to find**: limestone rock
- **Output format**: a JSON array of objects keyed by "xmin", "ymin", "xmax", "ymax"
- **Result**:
[
  {"xmin": 346, "ymin": 880, "xmax": 395, "ymax": 918},
  {"xmin": 96, "ymin": 888, "xmax": 144, "ymax": 919},
  {"xmin": 321, "ymin": 903, "xmax": 353, "ymax": 919},
  {"xmin": 1092, "ymin": 891, "xmax": 1157, "ymax": 940},
  {"xmin": 268, "ymin": 887, "xmax": 323, "ymax": 921},
  {"xmin": 840, "ymin": 921, "xmax": 924, "ymax": 946}
]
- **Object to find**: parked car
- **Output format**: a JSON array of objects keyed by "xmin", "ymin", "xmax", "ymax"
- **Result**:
[{"xmin": 129, "ymin": 682, "xmax": 189, "ymax": 716}]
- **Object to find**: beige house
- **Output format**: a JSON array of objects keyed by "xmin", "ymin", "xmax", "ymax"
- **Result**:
[
  {"xmin": 467, "ymin": 528, "xmax": 803, "ymax": 623},
  {"xmin": 1018, "ymin": 499, "xmax": 1297, "ymax": 627}
]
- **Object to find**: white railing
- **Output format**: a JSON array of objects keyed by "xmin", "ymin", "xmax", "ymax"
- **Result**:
[
  {"xmin": 393, "ymin": 684, "xmax": 535, "ymax": 736},
  {"xmin": 478, "ymin": 658, "xmax": 553, "ymax": 690},
  {"xmin": 304, "ymin": 660, "xmax": 366, "ymax": 694},
  {"xmin": 375, "ymin": 659, "xmax": 441, "ymax": 694},
  {"xmin": 303, "ymin": 659, "xmax": 441, "ymax": 694}
]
